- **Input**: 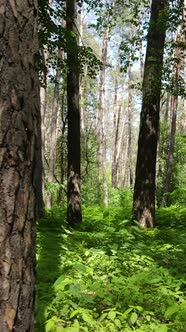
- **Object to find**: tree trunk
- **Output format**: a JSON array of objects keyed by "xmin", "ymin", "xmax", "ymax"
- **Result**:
[
  {"xmin": 79, "ymin": 1, "xmax": 85, "ymax": 134},
  {"xmin": 163, "ymin": 42, "xmax": 182, "ymax": 206},
  {"xmin": 127, "ymin": 63, "xmax": 133, "ymax": 187},
  {"xmin": 182, "ymin": 0, "xmax": 186, "ymax": 132},
  {"xmin": 97, "ymin": 28, "xmax": 109, "ymax": 207},
  {"xmin": 139, "ymin": 28, "xmax": 144, "ymax": 81},
  {"xmin": 133, "ymin": 0, "xmax": 167, "ymax": 227},
  {"xmin": 66, "ymin": 0, "xmax": 82, "ymax": 226},
  {"xmin": 58, "ymin": 89, "xmax": 67, "ymax": 205},
  {"xmin": 112, "ymin": 60, "xmax": 119, "ymax": 188},
  {"xmin": 46, "ymin": 47, "xmax": 63, "ymax": 208},
  {"xmin": 0, "ymin": 1, "xmax": 41, "ymax": 331},
  {"xmin": 112, "ymin": 75, "xmax": 125, "ymax": 187},
  {"xmin": 40, "ymin": 48, "xmax": 48, "ymax": 205}
]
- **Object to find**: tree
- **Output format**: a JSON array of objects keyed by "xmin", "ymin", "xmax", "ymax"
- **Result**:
[
  {"xmin": 96, "ymin": 27, "xmax": 109, "ymax": 207},
  {"xmin": 66, "ymin": 0, "xmax": 82, "ymax": 226},
  {"xmin": 47, "ymin": 47, "xmax": 63, "ymax": 208},
  {"xmin": 163, "ymin": 36, "xmax": 183, "ymax": 206},
  {"xmin": 133, "ymin": 0, "xmax": 167, "ymax": 227},
  {"xmin": 0, "ymin": 1, "xmax": 41, "ymax": 331}
]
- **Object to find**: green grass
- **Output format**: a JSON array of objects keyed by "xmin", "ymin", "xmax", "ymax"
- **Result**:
[{"xmin": 35, "ymin": 205, "xmax": 186, "ymax": 332}]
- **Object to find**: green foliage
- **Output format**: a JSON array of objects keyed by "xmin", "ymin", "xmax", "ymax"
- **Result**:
[
  {"xmin": 36, "ymin": 202, "xmax": 186, "ymax": 332},
  {"xmin": 157, "ymin": 129, "xmax": 186, "ymax": 207}
]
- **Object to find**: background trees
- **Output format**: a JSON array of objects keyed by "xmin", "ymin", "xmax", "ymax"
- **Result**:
[{"xmin": 39, "ymin": 0, "xmax": 185, "ymax": 224}]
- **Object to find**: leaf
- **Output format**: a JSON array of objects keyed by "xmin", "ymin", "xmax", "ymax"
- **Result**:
[
  {"xmin": 82, "ymin": 313, "xmax": 94, "ymax": 325},
  {"xmin": 108, "ymin": 311, "xmax": 116, "ymax": 321},
  {"xmin": 114, "ymin": 318, "xmax": 121, "ymax": 328},
  {"xmin": 46, "ymin": 316, "xmax": 59, "ymax": 332},
  {"xmin": 130, "ymin": 312, "xmax": 138, "ymax": 325},
  {"xmin": 70, "ymin": 309, "xmax": 80, "ymax": 318},
  {"xmin": 155, "ymin": 325, "xmax": 168, "ymax": 332},
  {"xmin": 99, "ymin": 313, "xmax": 107, "ymax": 322},
  {"xmin": 164, "ymin": 305, "xmax": 178, "ymax": 319},
  {"xmin": 46, "ymin": 319, "xmax": 55, "ymax": 332},
  {"xmin": 135, "ymin": 306, "xmax": 143, "ymax": 312},
  {"xmin": 123, "ymin": 307, "xmax": 134, "ymax": 317},
  {"xmin": 56, "ymin": 327, "xmax": 66, "ymax": 332},
  {"xmin": 73, "ymin": 263, "xmax": 87, "ymax": 272}
]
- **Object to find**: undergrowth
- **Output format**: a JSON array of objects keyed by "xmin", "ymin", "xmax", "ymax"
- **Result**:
[{"xmin": 35, "ymin": 204, "xmax": 186, "ymax": 332}]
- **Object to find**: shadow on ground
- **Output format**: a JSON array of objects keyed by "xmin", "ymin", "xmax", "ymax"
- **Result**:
[{"xmin": 35, "ymin": 209, "xmax": 65, "ymax": 332}]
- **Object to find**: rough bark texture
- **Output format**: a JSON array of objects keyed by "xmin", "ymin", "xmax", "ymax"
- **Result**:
[
  {"xmin": 133, "ymin": 0, "xmax": 167, "ymax": 227},
  {"xmin": 0, "ymin": 0, "xmax": 41, "ymax": 331},
  {"xmin": 67, "ymin": 0, "xmax": 82, "ymax": 226}
]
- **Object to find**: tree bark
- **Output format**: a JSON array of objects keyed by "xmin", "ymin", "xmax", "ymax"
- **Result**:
[
  {"xmin": 0, "ymin": 1, "xmax": 41, "ymax": 330},
  {"xmin": 182, "ymin": 0, "xmax": 186, "ymax": 132},
  {"xmin": 97, "ymin": 28, "xmax": 109, "ymax": 207},
  {"xmin": 46, "ymin": 47, "xmax": 63, "ymax": 208},
  {"xmin": 163, "ymin": 41, "xmax": 182, "ymax": 206},
  {"xmin": 112, "ymin": 75, "xmax": 125, "ymax": 187},
  {"xmin": 112, "ymin": 60, "xmax": 119, "ymax": 188},
  {"xmin": 127, "ymin": 62, "xmax": 133, "ymax": 187},
  {"xmin": 133, "ymin": 0, "xmax": 167, "ymax": 227},
  {"xmin": 66, "ymin": 0, "xmax": 82, "ymax": 226},
  {"xmin": 79, "ymin": 1, "xmax": 85, "ymax": 134}
]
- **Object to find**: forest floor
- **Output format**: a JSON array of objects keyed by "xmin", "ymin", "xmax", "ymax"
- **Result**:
[{"xmin": 35, "ymin": 204, "xmax": 186, "ymax": 332}]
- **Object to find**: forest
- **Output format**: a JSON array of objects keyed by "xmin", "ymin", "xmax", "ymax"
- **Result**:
[{"xmin": 0, "ymin": 0, "xmax": 186, "ymax": 331}]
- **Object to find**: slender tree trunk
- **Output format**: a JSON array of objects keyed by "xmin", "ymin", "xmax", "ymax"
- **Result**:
[
  {"xmin": 112, "ymin": 76, "xmax": 125, "ymax": 187},
  {"xmin": 58, "ymin": 89, "xmax": 67, "ymax": 205},
  {"xmin": 98, "ymin": 28, "xmax": 109, "ymax": 207},
  {"xmin": 97, "ymin": 28, "xmax": 109, "ymax": 207},
  {"xmin": 79, "ymin": 1, "xmax": 85, "ymax": 134},
  {"xmin": 127, "ymin": 63, "xmax": 133, "ymax": 187},
  {"xmin": 40, "ymin": 48, "xmax": 48, "ymax": 204},
  {"xmin": 182, "ymin": 0, "xmax": 186, "ymax": 131},
  {"xmin": 163, "ymin": 43, "xmax": 182, "ymax": 206},
  {"xmin": 133, "ymin": 0, "xmax": 167, "ymax": 227},
  {"xmin": 40, "ymin": 86, "xmax": 46, "ymax": 194},
  {"xmin": 112, "ymin": 60, "xmax": 119, "ymax": 188},
  {"xmin": 46, "ymin": 47, "xmax": 62, "ymax": 208},
  {"xmin": 119, "ymin": 129, "xmax": 128, "ymax": 187},
  {"xmin": 164, "ymin": 92, "xmax": 170, "ymax": 122},
  {"xmin": 0, "ymin": 1, "xmax": 41, "ymax": 331},
  {"xmin": 102, "ymin": 93, "xmax": 109, "ymax": 207},
  {"xmin": 66, "ymin": 0, "xmax": 82, "ymax": 226},
  {"xmin": 139, "ymin": 28, "xmax": 144, "ymax": 81}
]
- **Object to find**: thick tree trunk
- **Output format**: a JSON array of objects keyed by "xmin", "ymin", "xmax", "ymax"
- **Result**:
[
  {"xmin": 0, "ymin": 1, "xmax": 41, "ymax": 331},
  {"xmin": 67, "ymin": 0, "xmax": 82, "ymax": 226},
  {"xmin": 133, "ymin": 0, "xmax": 167, "ymax": 227}
]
